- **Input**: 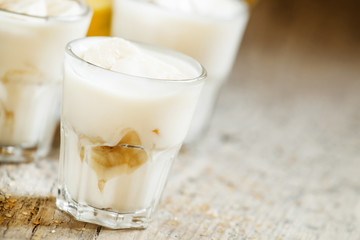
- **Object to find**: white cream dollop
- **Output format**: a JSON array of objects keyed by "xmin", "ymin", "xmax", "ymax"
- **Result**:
[
  {"xmin": 82, "ymin": 38, "xmax": 191, "ymax": 80},
  {"xmin": 0, "ymin": 0, "xmax": 84, "ymax": 17},
  {"xmin": 151, "ymin": 0, "xmax": 246, "ymax": 19}
]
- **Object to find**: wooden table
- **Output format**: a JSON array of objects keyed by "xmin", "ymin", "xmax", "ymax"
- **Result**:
[{"xmin": 1, "ymin": 0, "xmax": 360, "ymax": 239}]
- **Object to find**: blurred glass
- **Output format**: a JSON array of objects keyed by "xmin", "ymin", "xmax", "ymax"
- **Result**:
[
  {"xmin": 85, "ymin": 0, "xmax": 112, "ymax": 36},
  {"xmin": 111, "ymin": 0, "xmax": 250, "ymax": 145},
  {"xmin": 0, "ymin": 0, "xmax": 92, "ymax": 163}
]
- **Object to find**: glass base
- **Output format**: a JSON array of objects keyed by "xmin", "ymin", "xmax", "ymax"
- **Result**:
[
  {"xmin": 56, "ymin": 186, "xmax": 152, "ymax": 229},
  {"xmin": 0, "ymin": 145, "xmax": 39, "ymax": 163}
]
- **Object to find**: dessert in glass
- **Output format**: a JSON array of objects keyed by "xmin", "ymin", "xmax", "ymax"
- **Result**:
[
  {"xmin": 111, "ymin": 0, "xmax": 249, "ymax": 144},
  {"xmin": 0, "ymin": 0, "xmax": 92, "ymax": 162},
  {"xmin": 56, "ymin": 37, "xmax": 206, "ymax": 229}
]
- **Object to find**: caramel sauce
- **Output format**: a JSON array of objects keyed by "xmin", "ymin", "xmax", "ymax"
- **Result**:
[
  {"xmin": 0, "ymin": 102, "xmax": 14, "ymax": 132},
  {"xmin": 79, "ymin": 130, "xmax": 148, "ymax": 192},
  {"xmin": 0, "ymin": 71, "xmax": 16, "ymax": 135},
  {"xmin": 0, "ymin": 66, "xmax": 45, "ymax": 139}
]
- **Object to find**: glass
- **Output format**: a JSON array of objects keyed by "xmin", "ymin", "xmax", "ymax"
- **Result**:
[
  {"xmin": 85, "ymin": 0, "xmax": 112, "ymax": 36},
  {"xmin": 56, "ymin": 37, "xmax": 206, "ymax": 229},
  {"xmin": 0, "ymin": 0, "xmax": 92, "ymax": 163},
  {"xmin": 111, "ymin": 0, "xmax": 250, "ymax": 145}
]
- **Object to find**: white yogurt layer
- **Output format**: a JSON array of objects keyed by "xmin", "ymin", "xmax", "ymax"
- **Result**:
[
  {"xmin": 82, "ymin": 38, "xmax": 191, "ymax": 80},
  {"xmin": 64, "ymin": 37, "xmax": 203, "ymax": 150},
  {"xmin": 0, "ymin": 0, "xmax": 84, "ymax": 17}
]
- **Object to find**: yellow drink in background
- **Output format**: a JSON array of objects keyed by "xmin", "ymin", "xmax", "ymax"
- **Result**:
[
  {"xmin": 85, "ymin": 0, "xmax": 112, "ymax": 36},
  {"xmin": 244, "ymin": 0, "xmax": 258, "ymax": 8}
]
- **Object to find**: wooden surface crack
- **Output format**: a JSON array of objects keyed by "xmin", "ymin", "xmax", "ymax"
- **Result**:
[
  {"xmin": 93, "ymin": 225, "xmax": 102, "ymax": 239},
  {"xmin": 30, "ymin": 219, "xmax": 40, "ymax": 239}
]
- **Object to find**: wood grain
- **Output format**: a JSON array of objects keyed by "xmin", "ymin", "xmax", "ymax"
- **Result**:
[{"xmin": 1, "ymin": 0, "xmax": 360, "ymax": 239}]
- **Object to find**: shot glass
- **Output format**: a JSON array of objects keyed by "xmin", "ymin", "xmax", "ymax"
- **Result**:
[
  {"xmin": 111, "ymin": 0, "xmax": 250, "ymax": 144},
  {"xmin": 0, "ymin": 0, "xmax": 92, "ymax": 163},
  {"xmin": 56, "ymin": 37, "xmax": 206, "ymax": 229}
]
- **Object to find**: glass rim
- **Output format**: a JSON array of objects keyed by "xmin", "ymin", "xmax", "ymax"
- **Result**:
[
  {"xmin": 65, "ymin": 36, "xmax": 207, "ymax": 84},
  {"xmin": 0, "ymin": 0, "xmax": 91, "ymax": 22},
  {"xmin": 123, "ymin": 0, "xmax": 249, "ymax": 21}
]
